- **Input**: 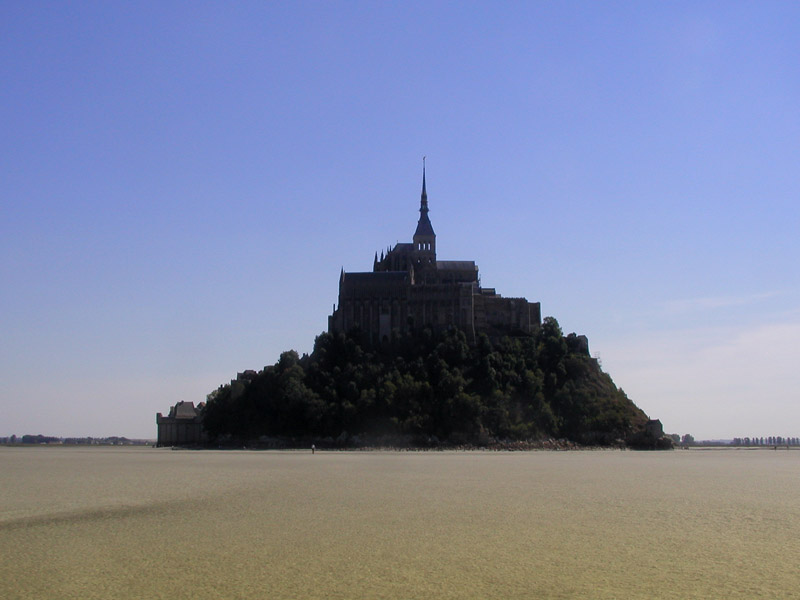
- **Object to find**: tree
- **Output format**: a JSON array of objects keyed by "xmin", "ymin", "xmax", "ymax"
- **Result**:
[{"xmin": 200, "ymin": 323, "xmax": 650, "ymax": 446}]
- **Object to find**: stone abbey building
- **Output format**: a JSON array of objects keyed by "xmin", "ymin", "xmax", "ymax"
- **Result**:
[{"xmin": 328, "ymin": 167, "xmax": 541, "ymax": 344}]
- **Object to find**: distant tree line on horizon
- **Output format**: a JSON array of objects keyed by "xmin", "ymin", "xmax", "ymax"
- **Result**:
[
  {"xmin": 201, "ymin": 318, "xmax": 651, "ymax": 447},
  {"xmin": 663, "ymin": 434, "xmax": 800, "ymax": 447},
  {"xmin": 731, "ymin": 436, "xmax": 799, "ymax": 447},
  {"xmin": 0, "ymin": 435, "xmax": 150, "ymax": 445}
]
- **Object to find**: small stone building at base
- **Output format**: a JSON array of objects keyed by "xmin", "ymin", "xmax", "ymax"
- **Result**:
[{"xmin": 156, "ymin": 401, "xmax": 207, "ymax": 446}]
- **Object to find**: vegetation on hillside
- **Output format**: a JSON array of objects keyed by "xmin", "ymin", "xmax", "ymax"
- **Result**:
[{"xmin": 202, "ymin": 317, "xmax": 649, "ymax": 446}]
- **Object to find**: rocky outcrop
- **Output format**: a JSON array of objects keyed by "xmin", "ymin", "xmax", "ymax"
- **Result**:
[{"xmin": 627, "ymin": 419, "xmax": 674, "ymax": 450}]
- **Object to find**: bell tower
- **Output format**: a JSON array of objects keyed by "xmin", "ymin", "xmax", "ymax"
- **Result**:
[{"xmin": 413, "ymin": 158, "xmax": 436, "ymax": 265}]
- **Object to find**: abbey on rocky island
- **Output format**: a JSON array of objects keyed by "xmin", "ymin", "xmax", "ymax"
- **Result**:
[{"xmin": 328, "ymin": 165, "xmax": 541, "ymax": 345}]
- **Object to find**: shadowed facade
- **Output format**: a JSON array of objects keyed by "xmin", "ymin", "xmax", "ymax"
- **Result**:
[{"xmin": 156, "ymin": 401, "xmax": 207, "ymax": 446}]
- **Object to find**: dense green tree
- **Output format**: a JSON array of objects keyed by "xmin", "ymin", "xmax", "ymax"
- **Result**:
[{"xmin": 201, "ymin": 319, "xmax": 649, "ymax": 446}]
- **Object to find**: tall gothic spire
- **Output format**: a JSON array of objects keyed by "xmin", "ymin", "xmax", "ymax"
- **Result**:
[{"xmin": 414, "ymin": 157, "xmax": 435, "ymax": 247}]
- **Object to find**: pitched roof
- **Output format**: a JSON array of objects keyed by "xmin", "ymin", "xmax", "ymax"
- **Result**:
[
  {"xmin": 173, "ymin": 401, "xmax": 198, "ymax": 419},
  {"xmin": 414, "ymin": 214, "xmax": 435, "ymax": 237},
  {"xmin": 437, "ymin": 261, "xmax": 476, "ymax": 271},
  {"xmin": 343, "ymin": 271, "xmax": 409, "ymax": 283}
]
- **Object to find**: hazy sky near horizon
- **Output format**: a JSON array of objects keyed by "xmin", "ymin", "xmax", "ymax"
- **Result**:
[{"xmin": 2, "ymin": 2, "xmax": 799, "ymax": 440}]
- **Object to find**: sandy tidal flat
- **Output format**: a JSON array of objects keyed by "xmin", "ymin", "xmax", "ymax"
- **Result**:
[{"xmin": 1, "ymin": 446, "xmax": 799, "ymax": 599}]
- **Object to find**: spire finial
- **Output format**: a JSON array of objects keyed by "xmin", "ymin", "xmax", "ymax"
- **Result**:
[{"xmin": 421, "ymin": 156, "xmax": 428, "ymax": 209}]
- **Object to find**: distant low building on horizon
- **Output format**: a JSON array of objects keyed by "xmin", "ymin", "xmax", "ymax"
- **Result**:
[{"xmin": 328, "ymin": 165, "xmax": 541, "ymax": 345}]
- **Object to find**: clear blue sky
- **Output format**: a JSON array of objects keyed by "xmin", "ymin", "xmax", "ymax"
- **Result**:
[{"xmin": 2, "ymin": 2, "xmax": 798, "ymax": 440}]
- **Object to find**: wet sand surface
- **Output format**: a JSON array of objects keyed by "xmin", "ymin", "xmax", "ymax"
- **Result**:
[{"xmin": 2, "ymin": 447, "xmax": 799, "ymax": 599}]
